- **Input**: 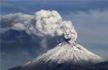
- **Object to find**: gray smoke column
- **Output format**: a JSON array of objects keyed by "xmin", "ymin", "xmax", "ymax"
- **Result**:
[
  {"xmin": 1, "ymin": 10, "xmax": 77, "ymax": 44},
  {"xmin": 26, "ymin": 10, "xmax": 77, "ymax": 44}
]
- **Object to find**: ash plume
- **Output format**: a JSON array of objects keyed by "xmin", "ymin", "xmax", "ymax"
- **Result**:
[
  {"xmin": 27, "ymin": 10, "xmax": 77, "ymax": 44},
  {"xmin": 1, "ymin": 10, "xmax": 77, "ymax": 48}
]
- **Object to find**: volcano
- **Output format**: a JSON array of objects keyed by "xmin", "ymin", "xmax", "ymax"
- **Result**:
[
  {"xmin": 7, "ymin": 10, "xmax": 106, "ymax": 70},
  {"xmin": 9, "ymin": 41, "xmax": 105, "ymax": 70}
]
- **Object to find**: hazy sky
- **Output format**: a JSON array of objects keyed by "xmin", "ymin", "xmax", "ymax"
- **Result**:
[{"xmin": 1, "ymin": 0, "xmax": 108, "ymax": 70}]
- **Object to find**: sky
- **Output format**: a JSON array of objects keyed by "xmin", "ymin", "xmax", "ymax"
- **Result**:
[{"xmin": 0, "ymin": 0, "xmax": 108, "ymax": 70}]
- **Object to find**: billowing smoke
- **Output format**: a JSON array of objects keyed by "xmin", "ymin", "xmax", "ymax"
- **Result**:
[
  {"xmin": 1, "ymin": 10, "xmax": 77, "ymax": 47},
  {"xmin": 27, "ymin": 10, "xmax": 77, "ymax": 44},
  {"xmin": 1, "ymin": 13, "xmax": 33, "ymax": 28},
  {"xmin": 0, "ymin": 13, "xmax": 33, "ymax": 33}
]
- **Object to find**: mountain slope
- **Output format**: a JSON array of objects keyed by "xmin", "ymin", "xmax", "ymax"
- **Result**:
[
  {"xmin": 8, "ymin": 42, "xmax": 106, "ymax": 70},
  {"xmin": 23, "ymin": 42, "xmax": 105, "ymax": 66}
]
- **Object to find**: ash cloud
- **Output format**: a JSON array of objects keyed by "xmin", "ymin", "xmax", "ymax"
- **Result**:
[
  {"xmin": 1, "ymin": 10, "xmax": 77, "ymax": 46},
  {"xmin": 1, "ymin": 13, "xmax": 33, "ymax": 28},
  {"xmin": 26, "ymin": 10, "xmax": 77, "ymax": 44},
  {"xmin": 11, "ymin": 23, "xmax": 26, "ymax": 31}
]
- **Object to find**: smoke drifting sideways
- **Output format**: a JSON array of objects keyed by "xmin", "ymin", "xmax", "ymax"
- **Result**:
[{"xmin": 1, "ymin": 10, "xmax": 77, "ymax": 48}]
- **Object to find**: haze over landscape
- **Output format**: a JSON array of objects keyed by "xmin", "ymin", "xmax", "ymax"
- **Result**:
[{"xmin": 0, "ymin": 0, "xmax": 108, "ymax": 70}]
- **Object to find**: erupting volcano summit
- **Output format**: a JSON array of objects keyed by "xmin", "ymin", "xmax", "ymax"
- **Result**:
[{"xmin": 8, "ymin": 10, "xmax": 106, "ymax": 70}]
